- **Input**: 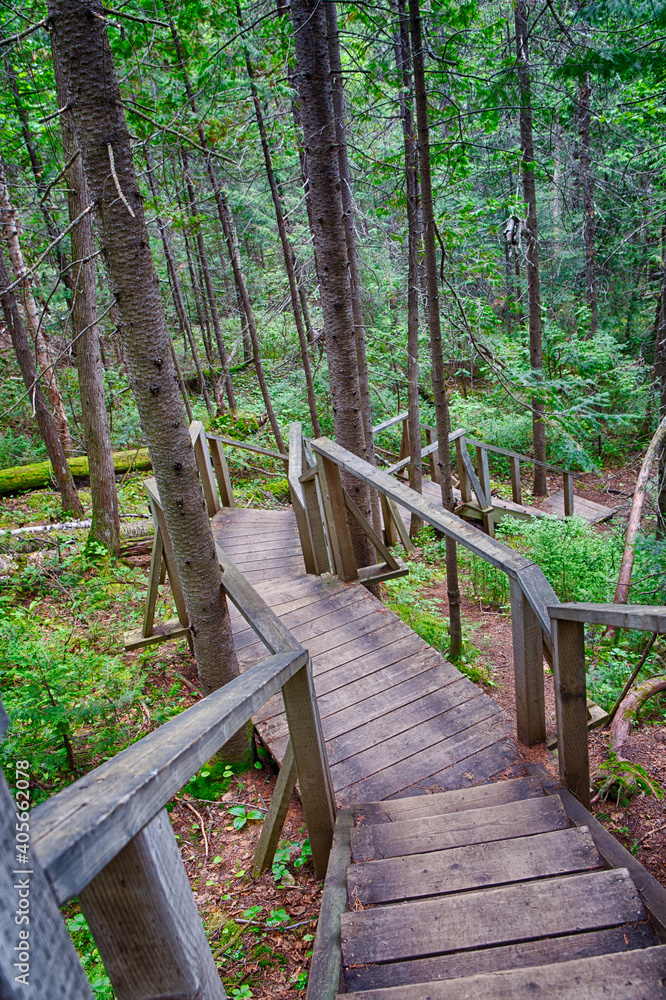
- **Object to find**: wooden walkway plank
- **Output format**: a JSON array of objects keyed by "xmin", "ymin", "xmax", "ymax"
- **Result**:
[
  {"xmin": 354, "ymin": 775, "xmax": 543, "ymax": 824},
  {"xmin": 340, "ymin": 868, "xmax": 646, "ymax": 966},
  {"xmin": 339, "ymin": 946, "xmax": 666, "ymax": 999},
  {"xmin": 347, "ymin": 825, "xmax": 602, "ymax": 905},
  {"xmin": 350, "ymin": 795, "xmax": 569, "ymax": 862},
  {"xmin": 344, "ymin": 924, "xmax": 659, "ymax": 992}
]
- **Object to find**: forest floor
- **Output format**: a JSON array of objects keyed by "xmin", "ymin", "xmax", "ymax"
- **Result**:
[{"xmin": 2, "ymin": 455, "xmax": 666, "ymax": 998}]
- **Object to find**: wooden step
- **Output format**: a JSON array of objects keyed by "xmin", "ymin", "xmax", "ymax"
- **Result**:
[
  {"xmin": 350, "ymin": 794, "xmax": 568, "ymax": 862},
  {"xmin": 347, "ymin": 825, "xmax": 602, "ymax": 906},
  {"xmin": 353, "ymin": 775, "xmax": 544, "ymax": 826},
  {"xmin": 340, "ymin": 868, "xmax": 646, "ymax": 967},
  {"xmin": 344, "ymin": 923, "xmax": 659, "ymax": 992},
  {"xmin": 338, "ymin": 945, "xmax": 666, "ymax": 998}
]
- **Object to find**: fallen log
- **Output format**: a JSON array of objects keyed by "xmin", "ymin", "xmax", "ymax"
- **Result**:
[
  {"xmin": 610, "ymin": 674, "xmax": 666, "ymax": 757},
  {"xmin": 0, "ymin": 448, "xmax": 152, "ymax": 496}
]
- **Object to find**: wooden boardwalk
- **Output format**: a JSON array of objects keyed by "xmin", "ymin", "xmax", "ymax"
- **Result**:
[{"xmin": 212, "ymin": 506, "xmax": 516, "ymax": 805}]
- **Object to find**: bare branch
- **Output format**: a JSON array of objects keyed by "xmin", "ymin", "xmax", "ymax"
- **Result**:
[{"xmin": 107, "ymin": 144, "xmax": 136, "ymax": 218}]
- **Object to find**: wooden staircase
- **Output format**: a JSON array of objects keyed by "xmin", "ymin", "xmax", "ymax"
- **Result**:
[{"xmin": 308, "ymin": 775, "xmax": 666, "ymax": 999}]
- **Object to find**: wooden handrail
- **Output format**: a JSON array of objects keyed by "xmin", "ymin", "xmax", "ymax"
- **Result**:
[
  {"xmin": 466, "ymin": 436, "xmax": 572, "ymax": 476},
  {"xmin": 207, "ymin": 432, "xmax": 288, "ymax": 465},
  {"xmin": 549, "ymin": 603, "xmax": 666, "ymax": 633},
  {"xmin": 32, "ymin": 648, "xmax": 309, "ymax": 905},
  {"xmin": 372, "ymin": 411, "xmax": 408, "ymax": 434}
]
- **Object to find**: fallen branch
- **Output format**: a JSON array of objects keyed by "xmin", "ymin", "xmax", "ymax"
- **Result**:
[{"xmin": 610, "ymin": 674, "xmax": 666, "ymax": 756}]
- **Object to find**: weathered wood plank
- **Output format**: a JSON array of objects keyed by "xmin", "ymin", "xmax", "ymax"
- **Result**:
[
  {"xmin": 123, "ymin": 618, "xmax": 190, "ymax": 651},
  {"xmin": 32, "ymin": 650, "xmax": 308, "ymax": 904},
  {"xmin": 289, "ymin": 422, "xmax": 316, "ymax": 574},
  {"xmin": 304, "ymin": 810, "xmax": 352, "ymax": 1000},
  {"xmin": 340, "ymin": 868, "xmax": 646, "ymax": 966},
  {"xmin": 340, "ymin": 945, "xmax": 666, "ymax": 999},
  {"xmin": 208, "ymin": 435, "xmax": 235, "ymax": 507},
  {"xmin": 552, "ymin": 617, "xmax": 590, "ymax": 807},
  {"xmin": 550, "ymin": 602, "xmax": 666, "ymax": 633},
  {"xmin": 510, "ymin": 578, "xmax": 546, "ymax": 745},
  {"xmin": 373, "ymin": 411, "xmax": 409, "ymax": 434},
  {"xmin": 353, "ymin": 776, "xmax": 543, "ymax": 825},
  {"xmin": 80, "ymin": 809, "xmax": 224, "ymax": 1000},
  {"xmin": 317, "ymin": 454, "xmax": 358, "ymax": 581},
  {"xmin": 190, "ymin": 420, "xmax": 220, "ymax": 517},
  {"xmin": 347, "ymin": 826, "xmax": 601, "ymax": 905},
  {"xmin": 350, "ymin": 794, "xmax": 568, "ymax": 862},
  {"xmin": 344, "ymin": 924, "xmax": 658, "ymax": 992},
  {"xmin": 142, "ymin": 525, "xmax": 164, "ymax": 637},
  {"xmin": 510, "ymin": 454, "xmax": 522, "ymax": 504},
  {"xmin": 252, "ymin": 740, "xmax": 297, "ymax": 876}
]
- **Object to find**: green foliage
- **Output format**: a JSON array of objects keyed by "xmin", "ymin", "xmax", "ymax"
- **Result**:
[
  {"xmin": 66, "ymin": 912, "xmax": 113, "ymax": 999},
  {"xmin": 594, "ymin": 753, "xmax": 664, "ymax": 807},
  {"xmin": 227, "ymin": 804, "xmax": 263, "ymax": 830}
]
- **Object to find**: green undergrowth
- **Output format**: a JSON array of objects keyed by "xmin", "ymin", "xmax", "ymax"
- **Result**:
[{"xmin": 383, "ymin": 534, "xmax": 490, "ymax": 685}]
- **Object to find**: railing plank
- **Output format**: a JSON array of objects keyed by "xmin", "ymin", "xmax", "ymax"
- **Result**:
[
  {"xmin": 79, "ymin": 809, "xmax": 224, "ymax": 1000},
  {"xmin": 309, "ymin": 438, "xmax": 533, "ymax": 582},
  {"xmin": 372, "ymin": 411, "xmax": 409, "ymax": 434},
  {"xmin": 207, "ymin": 433, "xmax": 289, "ymax": 470},
  {"xmin": 289, "ymin": 422, "xmax": 316, "ymax": 574},
  {"xmin": 549, "ymin": 603, "xmax": 666, "ymax": 633},
  {"xmin": 316, "ymin": 455, "xmax": 358, "ymax": 582},
  {"xmin": 208, "ymin": 435, "xmax": 235, "ymax": 508},
  {"xmin": 32, "ymin": 649, "xmax": 308, "ymax": 904},
  {"xmin": 510, "ymin": 579, "xmax": 546, "ymax": 745},
  {"xmin": 551, "ymin": 617, "xmax": 590, "ymax": 808},
  {"xmin": 252, "ymin": 740, "xmax": 297, "ymax": 876},
  {"xmin": 510, "ymin": 454, "xmax": 522, "ymax": 504},
  {"xmin": 190, "ymin": 421, "xmax": 220, "ymax": 517}
]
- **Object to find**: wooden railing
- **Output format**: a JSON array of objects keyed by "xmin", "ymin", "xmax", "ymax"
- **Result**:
[
  {"xmin": 5, "ymin": 547, "xmax": 334, "ymax": 999},
  {"xmin": 372, "ymin": 410, "xmax": 576, "ymax": 518}
]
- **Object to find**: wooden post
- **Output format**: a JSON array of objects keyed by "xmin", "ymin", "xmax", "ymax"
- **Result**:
[
  {"xmin": 510, "ymin": 455, "xmax": 522, "ymax": 505},
  {"xmin": 142, "ymin": 526, "xmax": 164, "ymax": 638},
  {"xmin": 551, "ymin": 616, "xmax": 590, "ymax": 808},
  {"xmin": 79, "ymin": 809, "xmax": 225, "ymax": 1000},
  {"xmin": 190, "ymin": 422, "xmax": 220, "ymax": 517},
  {"xmin": 282, "ymin": 660, "xmax": 336, "ymax": 879},
  {"xmin": 563, "ymin": 472, "xmax": 574, "ymax": 517},
  {"xmin": 425, "ymin": 426, "xmax": 440, "ymax": 483},
  {"xmin": 301, "ymin": 467, "xmax": 331, "ymax": 575},
  {"xmin": 288, "ymin": 424, "xmax": 316, "ymax": 574},
  {"xmin": 476, "ymin": 445, "xmax": 490, "ymax": 502},
  {"xmin": 398, "ymin": 416, "xmax": 410, "ymax": 478},
  {"xmin": 145, "ymin": 482, "xmax": 194, "ymax": 654},
  {"xmin": 316, "ymin": 455, "xmax": 358, "ymax": 582},
  {"xmin": 455, "ymin": 435, "xmax": 472, "ymax": 503},
  {"xmin": 252, "ymin": 741, "xmax": 297, "ymax": 876},
  {"xmin": 0, "ymin": 766, "xmax": 93, "ymax": 999},
  {"xmin": 208, "ymin": 436, "xmax": 235, "ymax": 508},
  {"xmin": 381, "ymin": 493, "xmax": 399, "ymax": 547},
  {"xmin": 510, "ymin": 580, "xmax": 546, "ymax": 746}
]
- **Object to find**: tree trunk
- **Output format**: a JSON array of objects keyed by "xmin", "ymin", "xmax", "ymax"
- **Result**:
[
  {"xmin": 290, "ymin": 0, "xmax": 374, "ymax": 566},
  {"xmin": 144, "ymin": 149, "xmax": 213, "ymax": 416},
  {"xmin": 239, "ymin": 12, "xmax": 321, "ymax": 437},
  {"xmin": 52, "ymin": 36, "xmax": 120, "ymax": 555},
  {"xmin": 0, "ymin": 245, "xmax": 83, "ymax": 516},
  {"xmin": 515, "ymin": 0, "xmax": 547, "ymax": 495},
  {"xmin": 656, "ymin": 220, "xmax": 666, "ymax": 536},
  {"xmin": 48, "ymin": 0, "xmax": 248, "ymax": 760},
  {"xmin": 579, "ymin": 72, "xmax": 597, "ymax": 338},
  {"xmin": 409, "ymin": 0, "xmax": 462, "ymax": 659},
  {"xmin": 396, "ymin": 0, "xmax": 423, "ymax": 538},
  {"xmin": 325, "ymin": 4, "xmax": 374, "ymax": 452},
  {"xmin": 0, "ymin": 162, "xmax": 74, "ymax": 457},
  {"xmin": 167, "ymin": 13, "xmax": 284, "ymax": 452}
]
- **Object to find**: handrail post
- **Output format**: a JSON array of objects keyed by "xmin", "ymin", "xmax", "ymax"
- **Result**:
[
  {"xmin": 510, "ymin": 580, "xmax": 546, "ymax": 745},
  {"xmin": 563, "ymin": 472, "xmax": 575, "ymax": 517},
  {"xmin": 425, "ymin": 426, "xmax": 440, "ymax": 483},
  {"xmin": 454, "ymin": 434, "xmax": 473, "ymax": 503},
  {"xmin": 79, "ymin": 809, "xmax": 225, "ymax": 1000},
  {"xmin": 190, "ymin": 422, "xmax": 220, "ymax": 517},
  {"xmin": 550, "ymin": 614, "xmax": 590, "ymax": 807},
  {"xmin": 476, "ymin": 444, "xmax": 490, "ymax": 502},
  {"xmin": 398, "ymin": 415, "xmax": 410, "ymax": 478},
  {"xmin": 208, "ymin": 435, "xmax": 235, "ymax": 508},
  {"xmin": 316, "ymin": 455, "xmax": 358, "ymax": 581},
  {"xmin": 301, "ymin": 458, "xmax": 331, "ymax": 575},
  {"xmin": 288, "ymin": 423, "xmax": 316, "ymax": 574},
  {"xmin": 510, "ymin": 455, "xmax": 522, "ymax": 505},
  {"xmin": 282, "ymin": 658, "xmax": 336, "ymax": 879}
]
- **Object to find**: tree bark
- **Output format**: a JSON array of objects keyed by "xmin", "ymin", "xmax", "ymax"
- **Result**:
[
  {"xmin": 579, "ymin": 72, "xmax": 597, "ymax": 338},
  {"xmin": 409, "ymin": 0, "xmax": 462, "ymax": 659},
  {"xmin": 239, "ymin": 12, "xmax": 321, "ymax": 437},
  {"xmin": 515, "ymin": 0, "xmax": 547, "ymax": 495},
  {"xmin": 167, "ymin": 12, "xmax": 284, "ymax": 451},
  {"xmin": 656, "ymin": 220, "xmax": 666, "ymax": 536},
  {"xmin": 48, "ymin": 0, "xmax": 248, "ymax": 759},
  {"xmin": 396, "ymin": 0, "xmax": 423, "ymax": 538},
  {"xmin": 52, "ymin": 36, "xmax": 120, "ymax": 554},
  {"xmin": 0, "ymin": 162, "xmax": 74, "ymax": 457},
  {"xmin": 0, "ymin": 245, "xmax": 83, "ymax": 516},
  {"xmin": 289, "ymin": 0, "xmax": 374, "ymax": 568}
]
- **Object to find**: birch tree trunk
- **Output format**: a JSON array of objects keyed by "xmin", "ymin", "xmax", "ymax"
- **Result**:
[
  {"xmin": 0, "ymin": 246, "xmax": 83, "ymax": 516},
  {"xmin": 52, "ymin": 36, "xmax": 120, "ymax": 555},
  {"xmin": 515, "ymin": 0, "xmax": 547, "ymax": 495},
  {"xmin": 409, "ymin": 0, "xmax": 462, "ymax": 659},
  {"xmin": 0, "ymin": 163, "xmax": 74, "ymax": 457},
  {"xmin": 48, "ymin": 0, "xmax": 248, "ymax": 759}
]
